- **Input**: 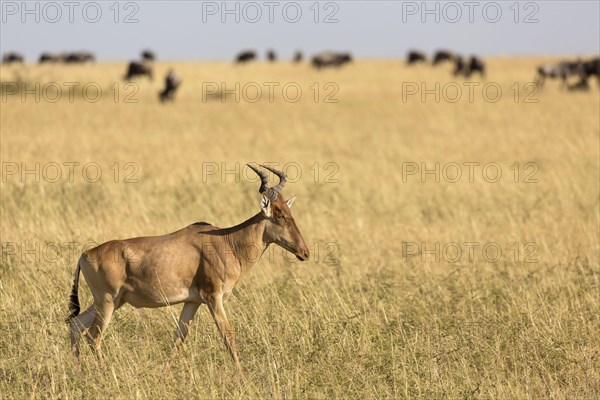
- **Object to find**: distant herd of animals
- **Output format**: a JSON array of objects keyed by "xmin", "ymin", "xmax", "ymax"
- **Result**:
[
  {"xmin": 407, "ymin": 49, "xmax": 486, "ymax": 78},
  {"xmin": 2, "ymin": 48, "xmax": 598, "ymax": 102},
  {"xmin": 407, "ymin": 49, "xmax": 600, "ymax": 91},
  {"xmin": 1, "ymin": 48, "xmax": 353, "ymax": 70},
  {"xmin": 535, "ymin": 57, "xmax": 600, "ymax": 90},
  {"xmin": 1, "ymin": 49, "xmax": 353, "ymax": 103},
  {"xmin": 1, "ymin": 49, "xmax": 180, "ymax": 102},
  {"xmin": 234, "ymin": 49, "xmax": 352, "ymax": 69}
]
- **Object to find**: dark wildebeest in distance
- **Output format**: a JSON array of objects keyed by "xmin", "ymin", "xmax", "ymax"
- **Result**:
[
  {"xmin": 581, "ymin": 57, "xmax": 600, "ymax": 86},
  {"xmin": 236, "ymin": 50, "xmax": 257, "ymax": 63},
  {"xmin": 407, "ymin": 50, "xmax": 427, "ymax": 65},
  {"xmin": 64, "ymin": 51, "xmax": 95, "ymax": 63},
  {"xmin": 311, "ymin": 52, "xmax": 353, "ymax": 69},
  {"xmin": 266, "ymin": 50, "xmax": 277, "ymax": 62},
  {"xmin": 432, "ymin": 50, "xmax": 455, "ymax": 65},
  {"xmin": 159, "ymin": 70, "xmax": 181, "ymax": 102},
  {"xmin": 453, "ymin": 55, "xmax": 485, "ymax": 78},
  {"xmin": 39, "ymin": 52, "xmax": 66, "ymax": 63},
  {"xmin": 567, "ymin": 75, "xmax": 590, "ymax": 91},
  {"xmin": 293, "ymin": 51, "xmax": 303, "ymax": 63},
  {"xmin": 452, "ymin": 55, "xmax": 467, "ymax": 76},
  {"xmin": 141, "ymin": 50, "xmax": 156, "ymax": 62},
  {"xmin": 464, "ymin": 56, "xmax": 485, "ymax": 78},
  {"xmin": 536, "ymin": 60, "xmax": 584, "ymax": 88},
  {"xmin": 2, "ymin": 52, "xmax": 24, "ymax": 64},
  {"xmin": 453, "ymin": 55, "xmax": 466, "ymax": 76},
  {"xmin": 124, "ymin": 61, "xmax": 153, "ymax": 80}
]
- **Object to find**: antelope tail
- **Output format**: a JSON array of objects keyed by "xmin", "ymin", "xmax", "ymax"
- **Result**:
[{"xmin": 65, "ymin": 260, "xmax": 81, "ymax": 323}]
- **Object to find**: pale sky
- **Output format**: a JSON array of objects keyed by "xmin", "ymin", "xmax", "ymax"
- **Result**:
[{"xmin": 1, "ymin": 1, "xmax": 598, "ymax": 61}]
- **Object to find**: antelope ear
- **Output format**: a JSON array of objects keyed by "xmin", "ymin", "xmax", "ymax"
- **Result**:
[
  {"xmin": 260, "ymin": 195, "xmax": 272, "ymax": 217},
  {"xmin": 286, "ymin": 196, "xmax": 296, "ymax": 208}
]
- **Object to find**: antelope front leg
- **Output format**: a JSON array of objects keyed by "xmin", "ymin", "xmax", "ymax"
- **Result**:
[
  {"xmin": 171, "ymin": 302, "xmax": 201, "ymax": 351},
  {"xmin": 208, "ymin": 295, "xmax": 243, "ymax": 374},
  {"xmin": 163, "ymin": 302, "xmax": 200, "ymax": 375}
]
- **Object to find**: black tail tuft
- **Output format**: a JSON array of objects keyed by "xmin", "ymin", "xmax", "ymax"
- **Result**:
[{"xmin": 65, "ymin": 261, "xmax": 81, "ymax": 323}]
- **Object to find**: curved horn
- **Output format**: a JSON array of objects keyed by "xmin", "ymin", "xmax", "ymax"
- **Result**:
[
  {"xmin": 260, "ymin": 164, "xmax": 287, "ymax": 193},
  {"xmin": 246, "ymin": 164, "xmax": 269, "ymax": 194}
]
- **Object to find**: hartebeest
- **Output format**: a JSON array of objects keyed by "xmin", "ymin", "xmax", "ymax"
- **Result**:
[{"xmin": 66, "ymin": 164, "xmax": 309, "ymax": 372}]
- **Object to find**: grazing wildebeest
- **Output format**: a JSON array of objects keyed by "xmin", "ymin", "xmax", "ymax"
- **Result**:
[
  {"xmin": 39, "ymin": 52, "xmax": 65, "ymax": 63},
  {"xmin": 2, "ymin": 52, "xmax": 24, "ymax": 64},
  {"xmin": 293, "ymin": 51, "xmax": 303, "ymax": 63},
  {"xmin": 453, "ymin": 55, "xmax": 466, "ymax": 76},
  {"xmin": 567, "ymin": 75, "xmax": 590, "ymax": 91},
  {"xmin": 464, "ymin": 56, "xmax": 485, "ymax": 78},
  {"xmin": 311, "ymin": 51, "xmax": 353, "ymax": 69},
  {"xmin": 159, "ymin": 69, "xmax": 181, "ymax": 102},
  {"xmin": 64, "ymin": 51, "xmax": 95, "ymax": 63},
  {"xmin": 536, "ymin": 63, "xmax": 564, "ymax": 87},
  {"xmin": 236, "ymin": 50, "xmax": 256, "ymax": 63},
  {"xmin": 406, "ymin": 50, "xmax": 427, "ymax": 64},
  {"xmin": 432, "ymin": 50, "xmax": 455, "ymax": 65},
  {"xmin": 266, "ymin": 49, "xmax": 277, "ymax": 62},
  {"xmin": 124, "ymin": 61, "xmax": 153, "ymax": 80},
  {"xmin": 581, "ymin": 57, "xmax": 600, "ymax": 85},
  {"xmin": 536, "ymin": 60, "xmax": 583, "ymax": 88},
  {"xmin": 66, "ymin": 164, "xmax": 309, "ymax": 374},
  {"xmin": 141, "ymin": 50, "xmax": 156, "ymax": 62}
]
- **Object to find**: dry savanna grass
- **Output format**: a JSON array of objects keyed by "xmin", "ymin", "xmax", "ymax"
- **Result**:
[{"xmin": 0, "ymin": 58, "xmax": 598, "ymax": 399}]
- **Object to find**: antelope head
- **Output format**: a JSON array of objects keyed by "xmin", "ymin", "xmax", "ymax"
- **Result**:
[{"xmin": 248, "ymin": 164, "xmax": 310, "ymax": 261}]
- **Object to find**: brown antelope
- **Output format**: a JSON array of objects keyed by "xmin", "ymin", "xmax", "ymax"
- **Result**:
[{"xmin": 66, "ymin": 164, "xmax": 309, "ymax": 373}]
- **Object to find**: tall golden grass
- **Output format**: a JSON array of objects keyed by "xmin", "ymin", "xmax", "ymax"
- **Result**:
[{"xmin": 0, "ymin": 58, "xmax": 598, "ymax": 399}]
